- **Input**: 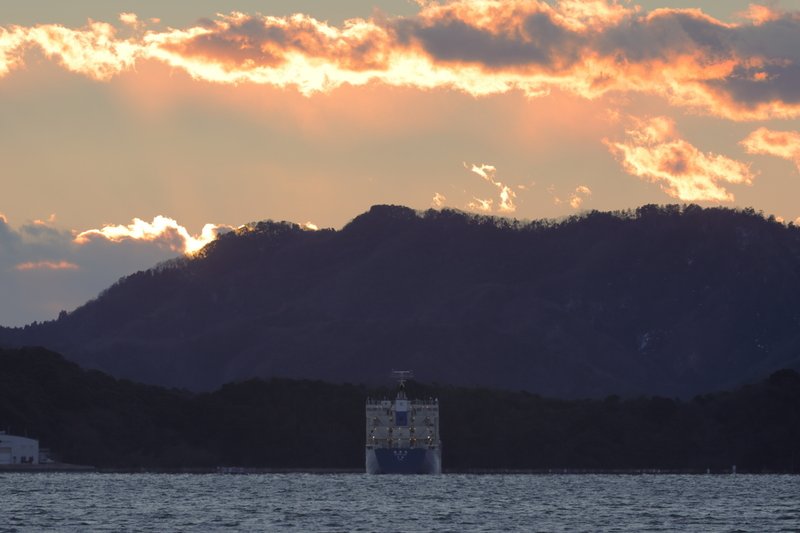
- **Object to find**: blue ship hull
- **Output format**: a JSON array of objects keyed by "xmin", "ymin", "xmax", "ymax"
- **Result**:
[{"xmin": 366, "ymin": 448, "xmax": 441, "ymax": 474}]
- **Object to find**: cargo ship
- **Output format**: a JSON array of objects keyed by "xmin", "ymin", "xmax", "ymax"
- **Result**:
[{"xmin": 365, "ymin": 371, "xmax": 441, "ymax": 474}]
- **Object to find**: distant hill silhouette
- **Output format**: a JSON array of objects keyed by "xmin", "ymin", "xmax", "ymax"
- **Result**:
[{"xmin": 2, "ymin": 204, "xmax": 800, "ymax": 397}]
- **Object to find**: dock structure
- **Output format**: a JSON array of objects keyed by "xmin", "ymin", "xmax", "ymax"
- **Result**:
[{"xmin": 0, "ymin": 432, "xmax": 39, "ymax": 465}]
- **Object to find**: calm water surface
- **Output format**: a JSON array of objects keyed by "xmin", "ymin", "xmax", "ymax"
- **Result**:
[{"xmin": 1, "ymin": 474, "xmax": 798, "ymax": 532}]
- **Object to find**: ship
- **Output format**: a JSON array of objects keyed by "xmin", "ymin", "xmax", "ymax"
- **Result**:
[{"xmin": 365, "ymin": 370, "xmax": 441, "ymax": 474}]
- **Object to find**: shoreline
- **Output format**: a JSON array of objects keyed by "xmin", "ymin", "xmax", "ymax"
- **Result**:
[
  {"xmin": 0, "ymin": 463, "xmax": 96, "ymax": 473},
  {"xmin": 2, "ymin": 466, "xmax": 796, "ymax": 475}
]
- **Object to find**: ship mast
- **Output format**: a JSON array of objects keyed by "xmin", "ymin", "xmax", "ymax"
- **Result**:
[{"xmin": 391, "ymin": 370, "xmax": 413, "ymax": 399}]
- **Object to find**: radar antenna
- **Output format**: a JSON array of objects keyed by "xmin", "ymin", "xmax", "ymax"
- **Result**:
[{"xmin": 391, "ymin": 370, "xmax": 414, "ymax": 388}]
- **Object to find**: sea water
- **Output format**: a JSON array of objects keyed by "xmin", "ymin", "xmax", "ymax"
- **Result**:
[{"xmin": 0, "ymin": 474, "xmax": 797, "ymax": 532}]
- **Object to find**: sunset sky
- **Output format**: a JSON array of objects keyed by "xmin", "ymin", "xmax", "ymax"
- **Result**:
[{"xmin": 2, "ymin": 0, "xmax": 800, "ymax": 326}]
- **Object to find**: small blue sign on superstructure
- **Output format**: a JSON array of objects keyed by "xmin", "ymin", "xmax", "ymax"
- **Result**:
[{"xmin": 395, "ymin": 398, "xmax": 409, "ymax": 426}]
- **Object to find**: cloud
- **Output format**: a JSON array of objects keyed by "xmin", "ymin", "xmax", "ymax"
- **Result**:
[
  {"xmin": 605, "ymin": 116, "xmax": 755, "ymax": 202},
  {"xmin": 468, "ymin": 163, "xmax": 495, "ymax": 182},
  {"xmin": 546, "ymin": 184, "xmax": 592, "ymax": 208},
  {"xmin": 547, "ymin": 184, "xmax": 563, "ymax": 206},
  {"xmin": 466, "ymin": 163, "xmax": 517, "ymax": 213},
  {"xmin": 30, "ymin": 214, "xmax": 57, "ymax": 226},
  {"xmin": 432, "ymin": 192, "xmax": 447, "ymax": 208},
  {"xmin": 569, "ymin": 185, "xmax": 592, "ymax": 209},
  {"xmin": 119, "ymin": 13, "xmax": 140, "ymax": 28},
  {"xmin": 1, "ymin": 2, "xmax": 800, "ymax": 118},
  {"xmin": 467, "ymin": 197, "xmax": 493, "ymax": 212},
  {"xmin": 12, "ymin": 21, "xmax": 139, "ymax": 80},
  {"xmin": 0, "ymin": 213, "xmax": 228, "ymax": 327},
  {"xmin": 740, "ymin": 127, "xmax": 800, "ymax": 171},
  {"xmin": 735, "ymin": 4, "xmax": 783, "ymax": 25},
  {"xmin": 15, "ymin": 260, "xmax": 79, "ymax": 271},
  {"xmin": 74, "ymin": 215, "xmax": 229, "ymax": 254}
]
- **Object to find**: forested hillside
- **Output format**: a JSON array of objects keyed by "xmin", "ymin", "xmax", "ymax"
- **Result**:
[
  {"xmin": 1, "ymin": 348, "xmax": 798, "ymax": 471},
  {"xmin": 2, "ymin": 205, "xmax": 800, "ymax": 397}
]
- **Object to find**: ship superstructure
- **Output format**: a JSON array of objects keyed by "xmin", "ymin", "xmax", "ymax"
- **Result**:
[{"xmin": 365, "ymin": 371, "xmax": 441, "ymax": 474}]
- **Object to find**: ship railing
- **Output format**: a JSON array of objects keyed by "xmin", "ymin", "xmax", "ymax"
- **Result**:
[
  {"xmin": 365, "ymin": 399, "xmax": 438, "ymax": 407},
  {"xmin": 365, "ymin": 437, "xmax": 437, "ymax": 448}
]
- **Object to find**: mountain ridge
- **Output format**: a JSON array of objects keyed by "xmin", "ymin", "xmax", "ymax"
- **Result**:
[{"xmin": 2, "ymin": 204, "xmax": 800, "ymax": 397}]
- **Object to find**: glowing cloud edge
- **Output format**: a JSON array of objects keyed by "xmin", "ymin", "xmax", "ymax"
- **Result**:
[{"xmin": 0, "ymin": 1, "xmax": 799, "ymax": 120}]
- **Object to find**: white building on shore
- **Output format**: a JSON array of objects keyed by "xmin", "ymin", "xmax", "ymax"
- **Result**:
[{"xmin": 0, "ymin": 432, "xmax": 39, "ymax": 465}]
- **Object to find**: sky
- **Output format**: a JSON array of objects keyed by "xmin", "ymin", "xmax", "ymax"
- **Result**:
[{"xmin": 1, "ymin": 0, "xmax": 800, "ymax": 326}]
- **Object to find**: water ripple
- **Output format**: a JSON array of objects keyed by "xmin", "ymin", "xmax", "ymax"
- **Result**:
[{"xmin": 0, "ymin": 473, "xmax": 798, "ymax": 532}]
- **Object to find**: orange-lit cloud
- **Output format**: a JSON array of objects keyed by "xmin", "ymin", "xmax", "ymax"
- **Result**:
[
  {"xmin": 736, "ymin": 4, "xmax": 783, "ymax": 25},
  {"xmin": 74, "ymin": 215, "xmax": 228, "ymax": 254},
  {"xmin": 119, "ymin": 13, "xmax": 140, "ymax": 28},
  {"xmin": 1, "ymin": 2, "xmax": 799, "ymax": 119},
  {"xmin": 33, "ymin": 214, "xmax": 57, "ymax": 226},
  {"xmin": 606, "ymin": 116, "xmax": 755, "ymax": 202},
  {"xmin": 0, "ymin": 26, "xmax": 26, "ymax": 76},
  {"xmin": 547, "ymin": 184, "xmax": 563, "ymax": 206},
  {"xmin": 18, "ymin": 21, "xmax": 139, "ymax": 80},
  {"xmin": 466, "ymin": 163, "xmax": 517, "ymax": 213},
  {"xmin": 15, "ymin": 260, "xmax": 79, "ymax": 271},
  {"xmin": 741, "ymin": 127, "xmax": 800, "ymax": 171},
  {"xmin": 547, "ymin": 184, "xmax": 592, "ymax": 208},
  {"xmin": 569, "ymin": 185, "xmax": 592, "ymax": 209},
  {"xmin": 432, "ymin": 192, "xmax": 447, "ymax": 208},
  {"xmin": 467, "ymin": 197, "xmax": 493, "ymax": 212}
]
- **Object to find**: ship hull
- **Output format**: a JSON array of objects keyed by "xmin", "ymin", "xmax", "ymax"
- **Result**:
[{"xmin": 365, "ymin": 448, "xmax": 441, "ymax": 474}]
